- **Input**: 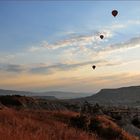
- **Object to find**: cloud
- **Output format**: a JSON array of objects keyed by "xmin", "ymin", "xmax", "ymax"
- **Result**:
[
  {"xmin": 105, "ymin": 20, "xmax": 140, "ymax": 32},
  {"xmin": 3, "ymin": 35, "xmax": 140, "ymax": 74},
  {"xmin": 5, "ymin": 64, "xmax": 23, "ymax": 72},
  {"xmin": 3, "ymin": 25, "xmax": 140, "ymax": 76},
  {"xmin": 28, "ymin": 31, "xmax": 140, "ymax": 62},
  {"xmin": 127, "ymin": 20, "xmax": 140, "ymax": 25},
  {"xmin": 0, "ymin": 59, "xmax": 123, "ymax": 74},
  {"xmin": 42, "ymin": 35, "xmax": 98, "ymax": 50},
  {"xmin": 0, "ymin": 54, "xmax": 16, "ymax": 63},
  {"xmin": 100, "ymin": 36, "xmax": 140, "ymax": 54},
  {"xmin": 28, "ymin": 30, "xmax": 113, "ymax": 52},
  {"xmin": 29, "ymin": 61, "xmax": 99, "ymax": 74},
  {"xmin": 59, "ymin": 36, "xmax": 140, "ymax": 63},
  {"xmin": 0, "ymin": 64, "xmax": 25, "ymax": 73},
  {"xmin": 49, "ymin": 30, "xmax": 113, "ymax": 50},
  {"xmin": 29, "ymin": 59, "xmax": 125, "ymax": 74},
  {"xmin": 2, "ymin": 35, "xmax": 140, "ymax": 77},
  {"xmin": 28, "ymin": 19, "xmax": 140, "ymax": 53}
]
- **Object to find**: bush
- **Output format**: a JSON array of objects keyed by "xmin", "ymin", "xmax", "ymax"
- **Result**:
[
  {"xmin": 0, "ymin": 96, "xmax": 23, "ymax": 106},
  {"xmin": 69, "ymin": 115, "xmax": 88, "ymax": 130}
]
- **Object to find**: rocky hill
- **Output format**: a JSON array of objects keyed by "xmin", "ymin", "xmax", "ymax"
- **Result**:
[
  {"xmin": 71, "ymin": 86, "xmax": 140, "ymax": 106},
  {"xmin": 0, "ymin": 95, "xmax": 68, "ymax": 110}
]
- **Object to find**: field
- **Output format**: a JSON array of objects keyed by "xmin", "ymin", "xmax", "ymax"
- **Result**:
[
  {"xmin": 0, "ymin": 108, "xmax": 99, "ymax": 140},
  {"xmin": 0, "ymin": 106, "xmax": 138, "ymax": 140}
]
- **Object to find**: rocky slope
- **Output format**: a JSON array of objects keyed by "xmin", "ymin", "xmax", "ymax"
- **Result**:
[{"xmin": 71, "ymin": 86, "xmax": 140, "ymax": 106}]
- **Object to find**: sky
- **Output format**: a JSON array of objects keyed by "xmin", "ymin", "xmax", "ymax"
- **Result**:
[{"xmin": 0, "ymin": 1, "xmax": 140, "ymax": 97}]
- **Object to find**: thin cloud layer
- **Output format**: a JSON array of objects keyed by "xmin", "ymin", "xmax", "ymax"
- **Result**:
[
  {"xmin": 2, "ymin": 36, "xmax": 140, "ymax": 74},
  {"xmin": 0, "ymin": 64, "xmax": 25, "ymax": 73},
  {"xmin": 28, "ymin": 34, "xmax": 140, "ymax": 59},
  {"xmin": 0, "ymin": 59, "xmax": 123, "ymax": 74},
  {"xmin": 102, "ymin": 37, "xmax": 140, "ymax": 53},
  {"xmin": 28, "ymin": 30, "xmax": 113, "ymax": 52},
  {"xmin": 29, "ymin": 60, "xmax": 114, "ymax": 74}
]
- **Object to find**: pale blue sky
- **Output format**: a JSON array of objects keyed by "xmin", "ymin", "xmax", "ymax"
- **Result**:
[
  {"xmin": 0, "ymin": 1, "xmax": 140, "ymax": 52},
  {"xmin": 0, "ymin": 1, "xmax": 140, "ymax": 96}
]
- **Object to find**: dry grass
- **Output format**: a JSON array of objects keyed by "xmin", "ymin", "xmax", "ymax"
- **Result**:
[
  {"xmin": 68, "ymin": 114, "xmax": 138, "ymax": 140},
  {"xmin": 89, "ymin": 115, "xmax": 138, "ymax": 140},
  {"xmin": 0, "ymin": 108, "xmax": 138, "ymax": 140},
  {"xmin": 0, "ymin": 108, "xmax": 98, "ymax": 140}
]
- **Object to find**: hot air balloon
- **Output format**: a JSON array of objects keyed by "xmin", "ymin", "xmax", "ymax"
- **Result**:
[
  {"xmin": 92, "ymin": 65, "xmax": 96, "ymax": 70},
  {"xmin": 100, "ymin": 35, "xmax": 104, "ymax": 39},
  {"xmin": 112, "ymin": 10, "xmax": 118, "ymax": 17}
]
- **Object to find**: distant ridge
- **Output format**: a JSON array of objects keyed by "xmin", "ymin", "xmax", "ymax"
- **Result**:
[
  {"xmin": 0, "ymin": 85, "xmax": 140, "ymax": 103},
  {"xmin": 0, "ymin": 89, "xmax": 57, "ymax": 100},
  {"xmin": 0, "ymin": 89, "xmax": 91, "ymax": 99},
  {"xmin": 71, "ymin": 85, "xmax": 140, "ymax": 106},
  {"xmin": 99, "ymin": 85, "xmax": 140, "ymax": 93}
]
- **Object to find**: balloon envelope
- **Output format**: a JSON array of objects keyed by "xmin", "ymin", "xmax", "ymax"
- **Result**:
[
  {"xmin": 100, "ymin": 35, "xmax": 104, "ymax": 39},
  {"xmin": 112, "ymin": 10, "xmax": 118, "ymax": 17},
  {"xmin": 92, "ymin": 65, "xmax": 96, "ymax": 69}
]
